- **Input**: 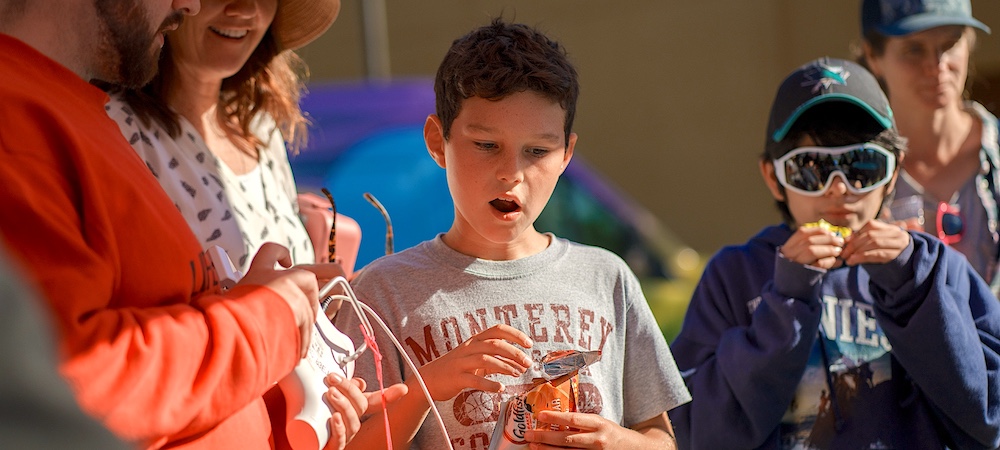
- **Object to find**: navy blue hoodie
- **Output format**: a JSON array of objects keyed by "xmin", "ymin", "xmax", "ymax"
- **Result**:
[{"xmin": 669, "ymin": 224, "xmax": 1000, "ymax": 449}]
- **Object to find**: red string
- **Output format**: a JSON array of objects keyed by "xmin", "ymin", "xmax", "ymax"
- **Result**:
[{"xmin": 361, "ymin": 324, "xmax": 392, "ymax": 450}]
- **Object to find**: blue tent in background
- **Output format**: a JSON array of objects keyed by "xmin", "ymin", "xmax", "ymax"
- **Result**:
[
  {"xmin": 292, "ymin": 79, "xmax": 445, "ymax": 268},
  {"xmin": 291, "ymin": 78, "xmax": 696, "ymax": 281}
]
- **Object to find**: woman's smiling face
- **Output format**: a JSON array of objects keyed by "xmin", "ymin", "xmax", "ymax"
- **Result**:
[{"xmin": 167, "ymin": 0, "xmax": 278, "ymax": 82}]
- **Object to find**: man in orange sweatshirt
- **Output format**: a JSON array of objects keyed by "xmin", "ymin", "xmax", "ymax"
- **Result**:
[{"xmin": 0, "ymin": 1, "xmax": 338, "ymax": 448}]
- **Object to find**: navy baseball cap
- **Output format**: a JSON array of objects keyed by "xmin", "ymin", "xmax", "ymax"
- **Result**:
[
  {"xmin": 765, "ymin": 57, "xmax": 894, "ymax": 158},
  {"xmin": 862, "ymin": 0, "xmax": 990, "ymax": 36}
]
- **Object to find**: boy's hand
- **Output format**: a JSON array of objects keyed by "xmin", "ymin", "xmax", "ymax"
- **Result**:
[
  {"xmin": 525, "ymin": 411, "xmax": 675, "ymax": 449},
  {"xmin": 838, "ymin": 220, "xmax": 909, "ymax": 266},
  {"xmin": 321, "ymin": 375, "xmax": 408, "ymax": 450},
  {"xmin": 781, "ymin": 226, "xmax": 847, "ymax": 270},
  {"xmin": 239, "ymin": 242, "xmax": 320, "ymax": 358},
  {"xmin": 417, "ymin": 324, "xmax": 533, "ymax": 401}
]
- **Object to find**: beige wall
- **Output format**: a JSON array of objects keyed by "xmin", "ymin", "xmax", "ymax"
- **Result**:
[{"xmin": 297, "ymin": 0, "xmax": 1000, "ymax": 255}]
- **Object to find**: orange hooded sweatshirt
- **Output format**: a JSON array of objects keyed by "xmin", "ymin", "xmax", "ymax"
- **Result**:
[{"xmin": 0, "ymin": 34, "xmax": 300, "ymax": 449}]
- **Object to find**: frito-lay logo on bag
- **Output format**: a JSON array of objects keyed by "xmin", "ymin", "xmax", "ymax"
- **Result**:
[{"xmin": 502, "ymin": 396, "xmax": 531, "ymax": 445}]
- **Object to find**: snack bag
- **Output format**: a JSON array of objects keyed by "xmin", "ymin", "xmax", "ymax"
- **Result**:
[
  {"xmin": 539, "ymin": 349, "xmax": 601, "ymax": 379},
  {"xmin": 525, "ymin": 374, "xmax": 579, "ymax": 431},
  {"xmin": 490, "ymin": 396, "xmax": 531, "ymax": 449},
  {"xmin": 488, "ymin": 350, "xmax": 601, "ymax": 450}
]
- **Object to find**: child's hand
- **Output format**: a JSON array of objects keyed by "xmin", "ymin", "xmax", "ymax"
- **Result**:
[
  {"xmin": 838, "ymin": 220, "xmax": 909, "ymax": 266},
  {"xmin": 524, "ymin": 410, "xmax": 619, "ymax": 449},
  {"xmin": 321, "ymin": 374, "xmax": 408, "ymax": 450},
  {"xmin": 417, "ymin": 324, "xmax": 533, "ymax": 401},
  {"xmin": 524, "ymin": 411, "xmax": 675, "ymax": 449},
  {"xmin": 781, "ymin": 225, "xmax": 847, "ymax": 270}
]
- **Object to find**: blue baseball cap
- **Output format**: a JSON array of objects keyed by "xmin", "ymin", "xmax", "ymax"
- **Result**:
[
  {"xmin": 766, "ymin": 57, "xmax": 895, "ymax": 158},
  {"xmin": 862, "ymin": 0, "xmax": 990, "ymax": 36}
]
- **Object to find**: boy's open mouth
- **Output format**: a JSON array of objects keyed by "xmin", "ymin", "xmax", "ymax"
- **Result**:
[{"xmin": 490, "ymin": 198, "xmax": 520, "ymax": 213}]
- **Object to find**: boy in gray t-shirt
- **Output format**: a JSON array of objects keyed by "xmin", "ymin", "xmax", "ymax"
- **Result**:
[{"xmin": 335, "ymin": 18, "xmax": 690, "ymax": 450}]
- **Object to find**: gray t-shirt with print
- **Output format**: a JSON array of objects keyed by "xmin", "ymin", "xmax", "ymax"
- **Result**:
[{"xmin": 335, "ymin": 234, "xmax": 691, "ymax": 450}]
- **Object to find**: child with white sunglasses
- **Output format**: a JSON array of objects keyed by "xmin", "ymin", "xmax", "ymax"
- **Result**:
[{"xmin": 668, "ymin": 57, "xmax": 1000, "ymax": 449}]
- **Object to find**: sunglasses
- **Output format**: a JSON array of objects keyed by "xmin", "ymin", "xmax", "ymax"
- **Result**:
[
  {"xmin": 773, "ymin": 143, "xmax": 896, "ymax": 197},
  {"xmin": 321, "ymin": 188, "xmax": 339, "ymax": 264},
  {"xmin": 937, "ymin": 202, "xmax": 963, "ymax": 245},
  {"xmin": 318, "ymin": 189, "xmax": 395, "ymax": 332},
  {"xmin": 364, "ymin": 192, "xmax": 394, "ymax": 256},
  {"xmin": 320, "ymin": 188, "xmax": 395, "ymax": 264}
]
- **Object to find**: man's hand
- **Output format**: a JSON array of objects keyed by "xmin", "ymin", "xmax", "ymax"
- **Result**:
[
  {"xmin": 240, "ymin": 242, "xmax": 320, "ymax": 358},
  {"xmin": 294, "ymin": 262, "xmax": 349, "ymax": 317}
]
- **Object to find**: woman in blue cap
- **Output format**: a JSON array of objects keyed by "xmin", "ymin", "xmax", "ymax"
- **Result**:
[{"xmin": 859, "ymin": 0, "xmax": 1000, "ymax": 295}]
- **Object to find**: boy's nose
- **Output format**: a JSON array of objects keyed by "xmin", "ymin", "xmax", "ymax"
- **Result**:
[
  {"xmin": 496, "ymin": 157, "xmax": 524, "ymax": 184},
  {"xmin": 825, "ymin": 173, "xmax": 850, "ymax": 196}
]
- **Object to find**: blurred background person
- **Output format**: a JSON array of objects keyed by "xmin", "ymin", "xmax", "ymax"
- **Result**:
[
  {"xmin": 858, "ymin": 0, "xmax": 999, "ymax": 293},
  {"xmin": 0, "ymin": 241, "xmax": 128, "ymax": 450}
]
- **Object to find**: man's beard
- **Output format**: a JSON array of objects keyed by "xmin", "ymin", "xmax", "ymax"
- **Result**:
[{"xmin": 93, "ymin": 0, "xmax": 182, "ymax": 87}]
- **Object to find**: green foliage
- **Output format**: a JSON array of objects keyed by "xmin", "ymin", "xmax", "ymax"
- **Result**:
[{"xmin": 641, "ymin": 260, "xmax": 705, "ymax": 344}]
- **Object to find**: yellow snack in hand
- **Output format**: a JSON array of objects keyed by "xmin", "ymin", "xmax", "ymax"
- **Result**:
[{"xmin": 803, "ymin": 219, "xmax": 852, "ymax": 238}]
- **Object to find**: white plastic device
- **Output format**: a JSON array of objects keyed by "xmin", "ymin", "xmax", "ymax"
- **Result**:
[
  {"xmin": 206, "ymin": 246, "xmax": 357, "ymax": 449},
  {"xmin": 322, "ymin": 278, "xmax": 456, "ymax": 450},
  {"xmin": 207, "ymin": 245, "xmax": 241, "ymax": 292},
  {"xmin": 278, "ymin": 307, "xmax": 357, "ymax": 450},
  {"xmin": 207, "ymin": 246, "xmax": 454, "ymax": 450}
]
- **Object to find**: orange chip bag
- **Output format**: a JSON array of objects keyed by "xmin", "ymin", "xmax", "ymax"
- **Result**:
[
  {"xmin": 492, "ymin": 395, "xmax": 531, "ymax": 448},
  {"xmin": 488, "ymin": 350, "xmax": 600, "ymax": 450},
  {"xmin": 525, "ymin": 374, "xmax": 579, "ymax": 431}
]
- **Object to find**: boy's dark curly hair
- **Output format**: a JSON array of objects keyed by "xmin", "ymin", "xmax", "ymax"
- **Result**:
[{"xmin": 434, "ymin": 17, "xmax": 579, "ymax": 146}]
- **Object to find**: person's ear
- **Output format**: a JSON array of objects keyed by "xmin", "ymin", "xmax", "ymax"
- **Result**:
[
  {"xmin": 862, "ymin": 42, "xmax": 882, "ymax": 78},
  {"xmin": 424, "ymin": 115, "xmax": 446, "ymax": 168},
  {"xmin": 560, "ymin": 132, "xmax": 577, "ymax": 172},
  {"xmin": 759, "ymin": 159, "xmax": 786, "ymax": 201}
]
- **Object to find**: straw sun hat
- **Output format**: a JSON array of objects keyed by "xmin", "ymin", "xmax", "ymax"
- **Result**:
[{"xmin": 271, "ymin": 0, "xmax": 341, "ymax": 50}]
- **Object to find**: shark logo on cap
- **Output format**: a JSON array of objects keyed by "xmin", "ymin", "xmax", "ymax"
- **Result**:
[{"xmin": 801, "ymin": 64, "xmax": 850, "ymax": 94}]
